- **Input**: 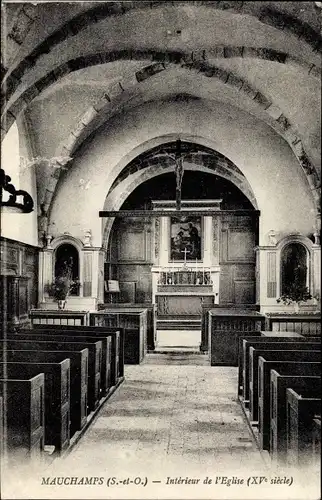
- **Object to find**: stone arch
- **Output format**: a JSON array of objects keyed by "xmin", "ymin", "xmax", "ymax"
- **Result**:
[
  {"xmin": 100, "ymin": 155, "xmax": 259, "ymax": 251},
  {"xmin": 16, "ymin": 52, "xmax": 315, "ymax": 221},
  {"xmin": 3, "ymin": 0, "xmax": 321, "ymax": 89},
  {"xmin": 3, "ymin": 51, "xmax": 320, "ymax": 218}
]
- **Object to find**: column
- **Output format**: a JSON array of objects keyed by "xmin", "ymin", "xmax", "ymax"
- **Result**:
[
  {"xmin": 255, "ymin": 246, "xmax": 278, "ymax": 313},
  {"xmin": 203, "ymin": 216, "xmax": 212, "ymax": 266},
  {"xmin": 159, "ymin": 217, "xmax": 169, "ymax": 266},
  {"xmin": 38, "ymin": 248, "xmax": 54, "ymax": 304},
  {"xmin": 82, "ymin": 248, "xmax": 93, "ymax": 297}
]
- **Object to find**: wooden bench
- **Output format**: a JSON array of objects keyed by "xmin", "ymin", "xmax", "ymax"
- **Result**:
[
  {"xmin": 270, "ymin": 371, "xmax": 321, "ymax": 465},
  {"xmin": 0, "ymin": 395, "xmax": 4, "ymax": 459},
  {"xmin": 237, "ymin": 333, "xmax": 265, "ymax": 395},
  {"xmin": 1, "ymin": 339, "xmax": 101, "ymax": 412},
  {"xmin": 286, "ymin": 387, "xmax": 321, "ymax": 468},
  {"xmin": 312, "ymin": 417, "xmax": 321, "ymax": 467},
  {"xmin": 90, "ymin": 310, "xmax": 147, "ymax": 364},
  {"xmin": 237, "ymin": 334, "xmax": 321, "ymax": 397},
  {"xmin": 31, "ymin": 324, "xmax": 124, "ymax": 385},
  {"xmin": 29, "ymin": 309, "xmax": 89, "ymax": 326},
  {"xmin": 17, "ymin": 329, "xmax": 112, "ymax": 397},
  {"xmin": 0, "ymin": 374, "xmax": 45, "ymax": 465},
  {"xmin": 249, "ymin": 344, "xmax": 321, "ymax": 420},
  {"xmin": 98, "ymin": 303, "xmax": 156, "ymax": 351},
  {"xmin": 257, "ymin": 357, "xmax": 321, "ymax": 451},
  {"xmin": 241, "ymin": 338, "xmax": 321, "ymax": 403},
  {"xmin": 5, "ymin": 349, "xmax": 88, "ymax": 436},
  {"xmin": 0, "ymin": 360, "xmax": 70, "ymax": 453},
  {"xmin": 265, "ymin": 313, "xmax": 321, "ymax": 336},
  {"xmin": 209, "ymin": 309, "xmax": 266, "ymax": 366}
]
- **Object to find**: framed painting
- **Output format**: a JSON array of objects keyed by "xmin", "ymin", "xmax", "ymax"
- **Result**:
[{"xmin": 170, "ymin": 215, "xmax": 202, "ymax": 261}]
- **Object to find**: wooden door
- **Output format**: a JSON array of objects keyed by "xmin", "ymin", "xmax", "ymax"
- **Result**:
[{"xmin": 219, "ymin": 215, "xmax": 257, "ymax": 306}]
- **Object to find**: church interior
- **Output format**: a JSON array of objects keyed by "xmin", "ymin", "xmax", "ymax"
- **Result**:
[{"xmin": 0, "ymin": 1, "xmax": 321, "ymax": 499}]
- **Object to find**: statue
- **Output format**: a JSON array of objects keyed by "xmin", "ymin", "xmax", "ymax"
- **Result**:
[
  {"xmin": 84, "ymin": 229, "xmax": 92, "ymax": 247},
  {"xmin": 267, "ymin": 230, "xmax": 277, "ymax": 246}
]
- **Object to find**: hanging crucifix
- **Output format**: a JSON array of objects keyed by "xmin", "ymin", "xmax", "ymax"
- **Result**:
[{"xmin": 175, "ymin": 139, "xmax": 184, "ymax": 211}]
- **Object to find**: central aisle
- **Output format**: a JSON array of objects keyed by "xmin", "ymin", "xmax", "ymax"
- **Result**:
[
  {"xmin": 8, "ymin": 359, "xmax": 317, "ymax": 499},
  {"xmin": 26, "ymin": 359, "xmax": 282, "ymax": 500}
]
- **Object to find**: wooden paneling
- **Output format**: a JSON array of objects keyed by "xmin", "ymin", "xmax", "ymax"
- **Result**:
[
  {"xmin": 219, "ymin": 215, "xmax": 257, "ymax": 306},
  {"xmin": 119, "ymin": 282, "xmax": 136, "ymax": 303},
  {"xmin": 0, "ymin": 238, "xmax": 39, "ymax": 328}
]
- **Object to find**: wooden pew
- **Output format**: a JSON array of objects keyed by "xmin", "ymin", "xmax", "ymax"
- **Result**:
[
  {"xmin": 286, "ymin": 387, "xmax": 321, "ymax": 468},
  {"xmin": 98, "ymin": 303, "xmax": 156, "ymax": 351},
  {"xmin": 242, "ymin": 338, "xmax": 321, "ymax": 403},
  {"xmin": 5, "ymin": 349, "xmax": 88, "ymax": 436},
  {"xmin": 15, "ymin": 329, "xmax": 112, "ymax": 397},
  {"xmin": 0, "ymin": 360, "xmax": 70, "ymax": 453},
  {"xmin": 30, "ymin": 324, "xmax": 124, "ymax": 385},
  {"xmin": 0, "ymin": 339, "xmax": 101, "ymax": 412},
  {"xmin": 270, "ymin": 371, "xmax": 321, "ymax": 465},
  {"xmin": 0, "ymin": 395, "xmax": 4, "ymax": 459},
  {"xmin": 312, "ymin": 417, "xmax": 321, "ymax": 468},
  {"xmin": 0, "ymin": 374, "xmax": 45, "ymax": 465},
  {"xmin": 237, "ymin": 333, "xmax": 264, "ymax": 395},
  {"xmin": 249, "ymin": 344, "xmax": 321, "ymax": 420},
  {"xmin": 208, "ymin": 309, "xmax": 266, "ymax": 366},
  {"xmin": 257, "ymin": 357, "xmax": 321, "ymax": 451},
  {"xmin": 90, "ymin": 309, "xmax": 147, "ymax": 364},
  {"xmin": 265, "ymin": 313, "xmax": 321, "ymax": 336}
]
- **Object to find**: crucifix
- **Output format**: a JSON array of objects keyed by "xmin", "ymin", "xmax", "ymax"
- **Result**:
[
  {"xmin": 175, "ymin": 139, "xmax": 184, "ymax": 211},
  {"xmin": 181, "ymin": 246, "xmax": 191, "ymax": 265}
]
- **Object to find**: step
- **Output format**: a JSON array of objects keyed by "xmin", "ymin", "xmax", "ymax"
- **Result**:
[{"xmin": 157, "ymin": 320, "xmax": 201, "ymax": 331}]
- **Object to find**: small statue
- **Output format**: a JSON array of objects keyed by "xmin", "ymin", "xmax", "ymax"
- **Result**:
[
  {"xmin": 313, "ymin": 231, "xmax": 320, "ymax": 246},
  {"xmin": 84, "ymin": 229, "xmax": 92, "ymax": 247},
  {"xmin": 46, "ymin": 234, "xmax": 53, "ymax": 248},
  {"xmin": 267, "ymin": 230, "xmax": 277, "ymax": 246}
]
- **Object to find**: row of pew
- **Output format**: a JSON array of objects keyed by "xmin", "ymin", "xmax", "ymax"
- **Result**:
[
  {"xmin": 0, "ymin": 324, "xmax": 125, "ymax": 467},
  {"xmin": 237, "ymin": 332, "xmax": 321, "ymax": 471}
]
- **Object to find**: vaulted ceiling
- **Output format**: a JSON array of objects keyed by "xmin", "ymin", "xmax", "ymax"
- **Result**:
[{"xmin": 1, "ymin": 1, "xmax": 321, "ymax": 224}]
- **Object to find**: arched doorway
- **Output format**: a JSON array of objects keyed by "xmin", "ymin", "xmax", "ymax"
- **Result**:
[{"xmin": 106, "ymin": 169, "xmax": 258, "ymax": 349}]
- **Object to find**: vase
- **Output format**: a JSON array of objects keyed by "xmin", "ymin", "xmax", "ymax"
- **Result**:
[
  {"xmin": 58, "ymin": 299, "xmax": 66, "ymax": 310},
  {"xmin": 293, "ymin": 302, "xmax": 300, "ymax": 314}
]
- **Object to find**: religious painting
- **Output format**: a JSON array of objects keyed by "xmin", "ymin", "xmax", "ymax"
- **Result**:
[{"xmin": 170, "ymin": 215, "xmax": 202, "ymax": 261}]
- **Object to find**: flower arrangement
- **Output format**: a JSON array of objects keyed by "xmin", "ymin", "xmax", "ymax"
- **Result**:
[
  {"xmin": 276, "ymin": 284, "xmax": 312, "ymax": 306},
  {"xmin": 277, "ymin": 262, "xmax": 312, "ymax": 308},
  {"xmin": 47, "ymin": 266, "xmax": 80, "ymax": 302}
]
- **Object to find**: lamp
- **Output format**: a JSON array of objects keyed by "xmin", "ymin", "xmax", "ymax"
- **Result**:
[{"xmin": 0, "ymin": 168, "xmax": 34, "ymax": 213}]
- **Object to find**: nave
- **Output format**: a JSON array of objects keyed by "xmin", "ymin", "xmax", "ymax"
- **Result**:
[{"xmin": 2, "ymin": 351, "xmax": 319, "ymax": 500}]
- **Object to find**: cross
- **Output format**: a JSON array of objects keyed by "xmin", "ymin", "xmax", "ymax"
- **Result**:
[
  {"xmin": 175, "ymin": 139, "xmax": 184, "ymax": 211},
  {"xmin": 181, "ymin": 246, "xmax": 191, "ymax": 264}
]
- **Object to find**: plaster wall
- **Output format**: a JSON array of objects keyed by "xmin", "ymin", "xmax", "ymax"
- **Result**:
[
  {"xmin": 0, "ymin": 121, "xmax": 38, "ymax": 246},
  {"xmin": 48, "ymin": 99, "xmax": 316, "ymax": 247}
]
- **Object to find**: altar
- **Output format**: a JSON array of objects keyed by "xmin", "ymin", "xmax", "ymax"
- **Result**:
[{"xmin": 152, "ymin": 200, "xmax": 220, "ymax": 331}]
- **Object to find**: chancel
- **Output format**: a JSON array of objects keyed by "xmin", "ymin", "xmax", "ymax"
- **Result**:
[{"xmin": 0, "ymin": 2, "xmax": 321, "ymax": 498}]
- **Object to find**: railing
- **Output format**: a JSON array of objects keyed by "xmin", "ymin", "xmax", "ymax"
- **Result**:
[{"xmin": 158, "ymin": 270, "xmax": 212, "ymax": 285}]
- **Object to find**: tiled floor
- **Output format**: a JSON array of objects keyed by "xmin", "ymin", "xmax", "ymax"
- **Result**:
[{"xmin": 3, "ymin": 360, "xmax": 319, "ymax": 500}]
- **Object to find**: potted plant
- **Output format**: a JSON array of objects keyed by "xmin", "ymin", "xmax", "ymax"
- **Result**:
[
  {"xmin": 48, "ymin": 267, "xmax": 80, "ymax": 309},
  {"xmin": 277, "ymin": 283, "xmax": 312, "ymax": 313}
]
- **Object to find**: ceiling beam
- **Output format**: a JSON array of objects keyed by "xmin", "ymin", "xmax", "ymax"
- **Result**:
[{"xmin": 99, "ymin": 210, "xmax": 260, "ymax": 218}]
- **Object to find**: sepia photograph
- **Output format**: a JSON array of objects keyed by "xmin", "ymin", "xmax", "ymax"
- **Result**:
[{"xmin": 0, "ymin": 1, "xmax": 321, "ymax": 499}]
